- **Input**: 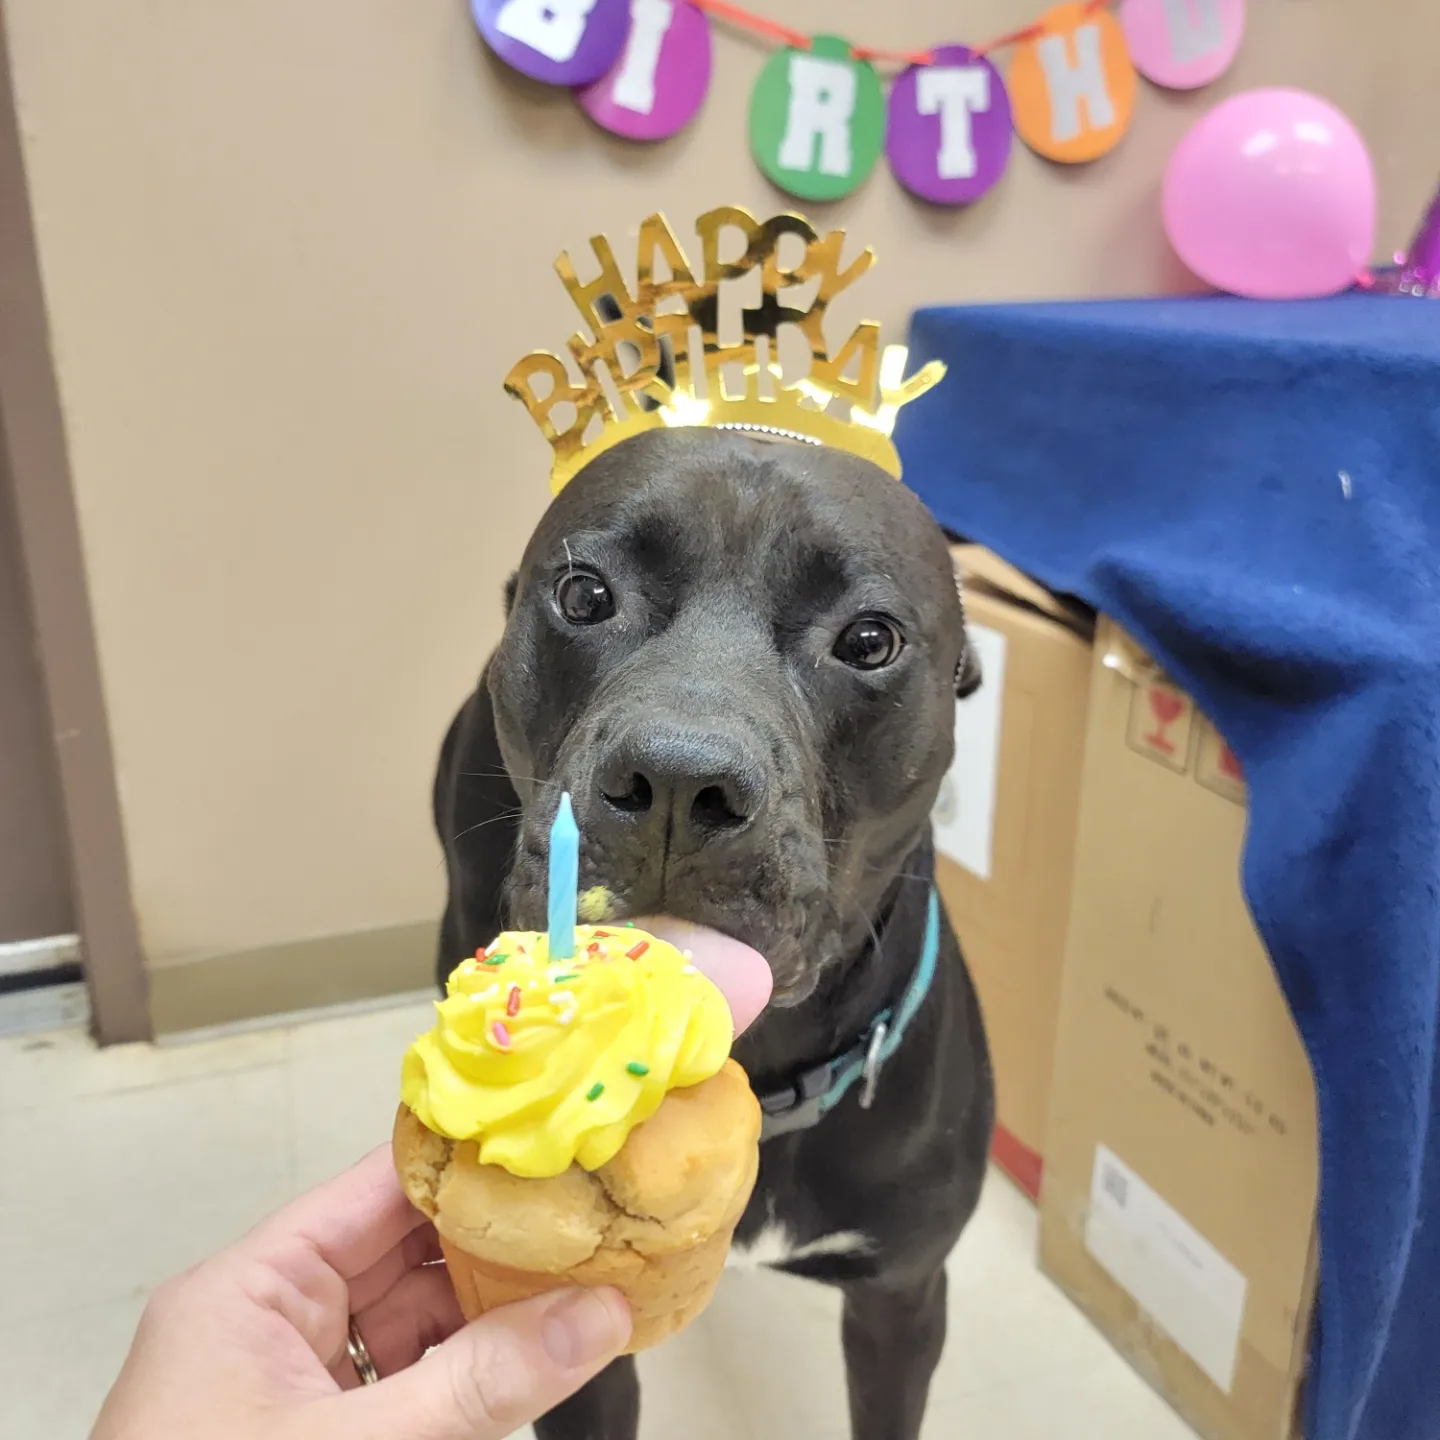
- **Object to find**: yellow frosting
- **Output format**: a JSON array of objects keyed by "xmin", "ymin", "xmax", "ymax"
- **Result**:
[{"xmin": 400, "ymin": 925, "xmax": 733, "ymax": 1179}]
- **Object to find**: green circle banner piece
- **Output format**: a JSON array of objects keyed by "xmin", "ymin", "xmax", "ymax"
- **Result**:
[{"xmin": 748, "ymin": 34, "xmax": 885, "ymax": 202}]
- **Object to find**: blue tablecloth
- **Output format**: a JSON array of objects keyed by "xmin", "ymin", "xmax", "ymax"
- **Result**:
[{"xmin": 896, "ymin": 295, "xmax": 1440, "ymax": 1440}]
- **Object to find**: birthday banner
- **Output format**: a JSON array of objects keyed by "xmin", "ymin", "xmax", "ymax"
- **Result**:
[{"xmin": 471, "ymin": 0, "xmax": 1247, "ymax": 203}]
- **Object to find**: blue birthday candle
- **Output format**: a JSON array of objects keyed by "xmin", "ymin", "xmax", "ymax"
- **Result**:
[{"xmin": 547, "ymin": 792, "xmax": 579, "ymax": 960}]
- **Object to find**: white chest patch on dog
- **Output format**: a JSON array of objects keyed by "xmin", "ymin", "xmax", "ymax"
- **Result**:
[{"xmin": 726, "ymin": 1222, "xmax": 875, "ymax": 1272}]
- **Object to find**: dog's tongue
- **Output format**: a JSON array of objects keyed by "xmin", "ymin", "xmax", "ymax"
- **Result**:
[{"xmin": 634, "ymin": 917, "xmax": 773, "ymax": 1036}]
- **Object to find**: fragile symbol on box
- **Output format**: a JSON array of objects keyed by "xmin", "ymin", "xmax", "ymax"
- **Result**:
[
  {"xmin": 1126, "ymin": 679, "xmax": 1195, "ymax": 773},
  {"xmin": 1196, "ymin": 722, "xmax": 1246, "ymax": 804}
]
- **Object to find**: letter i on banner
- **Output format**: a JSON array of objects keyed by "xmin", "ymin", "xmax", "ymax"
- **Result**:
[
  {"xmin": 1120, "ymin": 0, "xmax": 1245, "ymax": 89},
  {"xmin": 578, "ymin": 0, "xmax": 713, "ymax": 139},
  {"xmin": 1009, "ymin": 2, "xmax": 1138, "ymax": 163},
  {"xmin": 887, "ymin": 45, "xmax": 1012, "ymax": 205},
  {"xmin": 749, "ymin": 34, "xmax": 886, "ymax": 202},
  {"xmin": 473, "ymin": 0, "xmax": 631, "ymax": 86}
]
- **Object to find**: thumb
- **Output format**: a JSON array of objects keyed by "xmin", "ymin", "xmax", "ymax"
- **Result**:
[{"xmin": 326, "ymin": 1287, "xmax": 631, "ymax": 1440}]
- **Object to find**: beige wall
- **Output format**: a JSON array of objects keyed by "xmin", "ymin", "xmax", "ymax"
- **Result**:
[{"xmin": 4, "ymin": 0, "xmax": 1437, "ymax": 970}]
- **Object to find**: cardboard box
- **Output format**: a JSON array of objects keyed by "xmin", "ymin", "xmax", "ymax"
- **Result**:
[
  {"xmin": 1039, "ymin": 620, "xmax": 1319, "ymax": 1440},
  {"xmin": 933, "ymin": 546, "xmax": 1094, "ymax": 1198}
]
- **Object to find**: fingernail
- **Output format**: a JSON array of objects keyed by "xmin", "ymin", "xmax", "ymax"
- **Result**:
[{"xmin": 541, "ymin": 1288, "xmax": 630, "ymax": 1369}]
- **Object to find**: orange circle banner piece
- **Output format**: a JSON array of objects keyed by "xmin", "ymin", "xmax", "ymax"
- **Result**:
[{"xmin": 1009, "ymin": 3, "xmax": 1137, "ymax": 163}]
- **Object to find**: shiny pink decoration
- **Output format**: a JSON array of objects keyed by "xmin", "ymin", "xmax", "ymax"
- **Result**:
[
  {"xmin": 1120, "ymin": 0, "xmax": 1245, "ymax": 90},
  {"xmin": 1162, "ymin": 88, "xmax": 1376, "ymax": 300},
  {"xmin": 1368, "ymin": 181, "xmax": 1440, "ymax": 297}
]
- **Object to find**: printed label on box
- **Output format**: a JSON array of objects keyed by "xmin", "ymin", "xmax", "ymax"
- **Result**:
[
  {"xmin": 1085, "ymin": 1145, "xmax": 1248, "ymax": 1394},
  {"xmin": 1125, "ymin": 678, "xmax": 1195, "ymax": 773},
  {"xmin": 932, "ymin": 624, "xmax": 1007, "ymax": 881}
]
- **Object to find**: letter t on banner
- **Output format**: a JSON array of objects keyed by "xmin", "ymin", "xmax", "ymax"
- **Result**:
[
  {"xmin": 1009, "ymin": 2, "xmax": 1138, "ymax": 162},
  {"xmin": 749, "ymin": 34, "xmax": 886, "ymax": 202},
  {"xmin": 886, "ymin": 45, "xmax": 1012, "ymax": 205}
]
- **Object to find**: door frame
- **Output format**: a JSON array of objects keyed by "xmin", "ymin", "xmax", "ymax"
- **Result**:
[{"xmin": 0, "ymin": 10, "xmax": 149, "ymax": 1042}]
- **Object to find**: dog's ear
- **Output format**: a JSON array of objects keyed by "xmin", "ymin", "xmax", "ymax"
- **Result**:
[
  {"xmin": 953, "ymin": 564, "xmax": 983, "ymax": 699},
  {"xmin": 504, "ymin": 572, "xmax": 518, "ymax": 617},
  {"xmin": 956, "ymin": 639, "xmax": 984, "ymax": 699}
]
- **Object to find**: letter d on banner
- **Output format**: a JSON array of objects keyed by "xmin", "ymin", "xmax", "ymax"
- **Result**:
[
  {"xmin": 1009, "ymin": 2, "xmax": 1137, "ymax": 163},
  {"xmin": 749, "ymin": 35, "xmax": 885, "ymax": 202}
]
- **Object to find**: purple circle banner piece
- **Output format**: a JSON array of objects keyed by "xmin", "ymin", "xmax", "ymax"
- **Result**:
[
  {"xmin": 577, "ymin": 0, "xmax": 712, "ymax": 140},
  {"xmin": 472, "ymin": 0, "xmax": 632, "ymax": 88},
  {"xmin": 886, "ymin": 45, "xmax": 1012, "ymax": 206}
]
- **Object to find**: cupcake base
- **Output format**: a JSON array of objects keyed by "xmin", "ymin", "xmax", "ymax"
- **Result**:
[
  {"xmin": 395, "ymin": 1059, "xmax": 761, "ymax": 1353},
  {"xmin": 439, "ymin": 1221, "xmax": 737, "ymax": 1352}
]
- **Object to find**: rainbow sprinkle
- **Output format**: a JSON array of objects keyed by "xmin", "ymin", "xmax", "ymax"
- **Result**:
[
  {"xmin": 586, "ymin": 1082, "xmax": 605, "ymax": 1101},
  {"xmin": 483, "ymin": 953, "xmax": 508, "ymax": 967},
  {"xmin": 552, "ymin": 972, "xmax": 579, "ymax": 984},
  {"xmin": 626, "ymin": 1062, "xmax": 650, "ymax": 1077},
  {"xmin": 506, "ymin": 985, "xmax": 522, "ymax": 1017},
  {"xmin": 626, "ymin": 941, "xmax": 649, "ymax": 960},
  {"xmin": 491, "ymin": 1020, "xmax": 511, "ymax": 1048}
]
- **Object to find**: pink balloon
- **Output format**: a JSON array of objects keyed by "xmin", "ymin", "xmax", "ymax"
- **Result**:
[{"xmin": 1162, "ymin": 88, "xmax": 1376, "ymax": 300}]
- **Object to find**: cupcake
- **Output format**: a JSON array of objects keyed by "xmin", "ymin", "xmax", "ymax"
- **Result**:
[{"xmin": 393, "ymin": 923, "xmax": 761, "ymax": 1350}]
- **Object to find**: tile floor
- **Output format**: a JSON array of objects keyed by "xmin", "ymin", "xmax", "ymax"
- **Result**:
[{"xmin": 0, "ymin": 995, "xmax": 1199, "ymax": 1440}]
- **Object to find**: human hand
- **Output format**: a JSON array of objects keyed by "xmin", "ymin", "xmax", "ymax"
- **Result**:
[
  {"xmin": 91, "ymin": 926, "xmax": 770, "ymax": 1440},
  {"xmin": 90, "ymin": 1146, "xmax": 629, "ymax": 1440}
]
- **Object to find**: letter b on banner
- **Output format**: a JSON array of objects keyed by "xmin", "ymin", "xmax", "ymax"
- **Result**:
[
  {"xmin": 749, "ymin": 35, "xmax": 885, "ymax": 201},
  {"xmin": 473, "ymin": 0, "xmax": 630, "ymax": 86},
  {"xmin": 1009, "ymin": 2, "xmax": 1137, "ymax": 163}
]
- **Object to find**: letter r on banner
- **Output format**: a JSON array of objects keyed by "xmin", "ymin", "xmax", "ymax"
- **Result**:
[
  {"xmin": 779, "ymin": 53, "xmax": 858, "ymax": 177},
  {"xmin": 495, "ymin": 0, "xmax": 599, "ymax": 63},
  {"xmin": 916, "ymin": 66, "xmax": 992, "ymax": 181},
  {"xmin": 611, "ymin": 0, "xmax": 676, "ymax": 115},
  {"xmin": 1037, "ymin": 24, "xmax": 1115, "ymax": 143}
]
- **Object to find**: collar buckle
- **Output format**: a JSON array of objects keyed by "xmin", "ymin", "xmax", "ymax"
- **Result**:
[
  {"xmin": 859, "ymin": 1018, "xmax": 890, "ymax": 1110},
  {"xmin": 759, "ymin": 1059, "xmax": 835, "ymax": 1140}
]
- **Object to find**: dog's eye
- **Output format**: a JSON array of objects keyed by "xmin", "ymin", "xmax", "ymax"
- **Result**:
[
  {"xmin": 555, "ymin": 570, "xmax": 616, "ymax": 625},
  {"xmin": 833, "ymin": 616, "xmax": 904, "ymax": 670}
]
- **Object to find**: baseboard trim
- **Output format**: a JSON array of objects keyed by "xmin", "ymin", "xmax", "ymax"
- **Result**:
[
  {"xmin": 148, "ymin": 919, "xmax": 439, "ymax": 1036},
  {"xmin": 0, "ymin": 933, "xmax": 81, "ymax": 981}
]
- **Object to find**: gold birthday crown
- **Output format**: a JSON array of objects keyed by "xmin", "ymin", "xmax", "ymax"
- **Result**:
[{"xmin": 505, "ymin": 206, "xmax": 946, "ymax": 494}]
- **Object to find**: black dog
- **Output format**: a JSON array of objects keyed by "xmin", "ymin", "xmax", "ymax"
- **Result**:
[{"xmin": 433, "ymin": 427, "xmax": 994, "ymax": 1440}]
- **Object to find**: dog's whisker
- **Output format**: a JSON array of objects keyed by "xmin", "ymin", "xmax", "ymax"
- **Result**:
[
  {"xmin": 448, "ymin": 809, "xmax": 524, "ymax": 845},
  {"xmin": 457, "ymin": 768, "xmax": 562, "ymax": 792}
]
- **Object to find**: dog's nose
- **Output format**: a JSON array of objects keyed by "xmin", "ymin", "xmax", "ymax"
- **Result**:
[{"xmin": 594, "ymin": 723, "xmax": 765, "ymax": 843}]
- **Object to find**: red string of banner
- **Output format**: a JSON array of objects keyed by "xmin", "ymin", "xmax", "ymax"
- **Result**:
[
  {"xmin": 688, "ymin": 0, "xmax": 1112, "ymax": 65},
  {"xmin": 687, "ymin": 0, "xmax": 809, "ymax": 50}
]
